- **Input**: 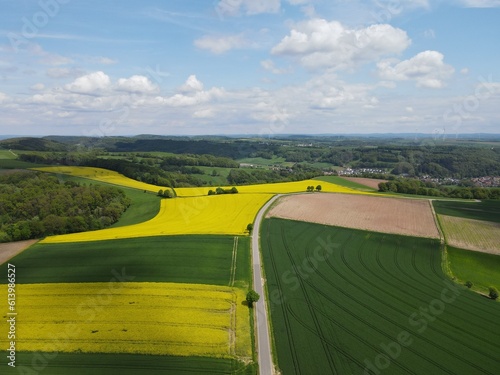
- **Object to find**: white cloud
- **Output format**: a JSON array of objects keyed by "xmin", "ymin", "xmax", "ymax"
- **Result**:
[
  {"xmin": 116, "ymin": 75, "xmax": 159, "ymax": 94},
  {"xmin": 377, "ymin": 51, "xmax": 455, "ymax": 88},
  {"xmin": 216, "ymin": 0, "xmax": 280, "ymax": 16},
  {"xmin": 459, "ymin": 0, "xmax": 500, "ymax": 7},
  {"xmin": 272, "ymin": 19, "xmax": 411, "ymax": 70},
  {"xmin": 194, "ymin": 34, "xmax": 249, "ymax": 54},
  {"xmin": 179, "ymin": 75, "xmax": 204, "ymax": 93},
  {"xmin": 30, "ymin": 83, "xmax": 45, "ymax": 91},
  {"xmin": 64, "ymin": 71, "xmax": 111, "ymax": 94},
  {"xmin": 0, "ymin": 92, "xmax": 8, "ymax": 102},
  {"xmin": 193, "ymin": 108, "xmax": 215, "ymax": 119},
  {"xmin": 261, "ymin": 60, "xmax": 290, "ymax": 74}
]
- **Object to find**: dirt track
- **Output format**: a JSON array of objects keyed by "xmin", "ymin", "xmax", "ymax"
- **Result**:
[
  {"xmin": 267, "ymin": 193, "xmax": 440, "ymax": 238},
  {"xmin": 0, "ymin": 239, "xmax": 37, "ymax": 265}
]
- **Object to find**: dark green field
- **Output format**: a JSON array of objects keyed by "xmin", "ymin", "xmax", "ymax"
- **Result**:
[
  {"xmin": 448, "ymin": 246, "xmax": 500, "ymax": 291},
  {"xmin": 1, "ymin": 235, "xmax": 250, "ymax": 288},
  {"xmin": 314, "ymin": 175, "xmax": 377, "ymax": 191},
  {"xmin": 261, "ymin": 218, "xmax": 500, "ymax": 375},
  {"xmin": 433, "ymin": 200, "xmax": 500, "ymax": 223},
  {"xmin": 8, "ymin": 353, "xmax": 255, "ymax": 375}
]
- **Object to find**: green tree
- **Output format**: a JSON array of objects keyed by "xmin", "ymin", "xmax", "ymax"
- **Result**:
[
  {"xmin": 315, "ymin": 185, "xmax": 322, "ymax": 192},
  {"xmin": 489, "ymin": 287, "xmax": 499, "ymax": 300},
  {"xmin": 247, "ymin": 223, "xmax": 254, "ymax": 233},
  {"xmin": 157, "ymin": 189, "xmax": 164, "ymax": 197},
  {"xmin": 230, "ymin": 186, "xmax": 238, "ymax": 194},
  {"xmin": 246, "ymin": 290, "xmax": 260, "ymax": 307},
  {"xmin": 465, "ymin": 281, "xmax": 473, "ymax": 288}
]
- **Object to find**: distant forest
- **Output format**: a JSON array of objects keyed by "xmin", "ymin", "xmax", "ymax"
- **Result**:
[{"xmin": 0, "ymin": 172, "xmax": 131, "ymax": 242}]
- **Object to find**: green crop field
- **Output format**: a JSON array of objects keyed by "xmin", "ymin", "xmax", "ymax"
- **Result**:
[
  {"xmin": 314, "ymin": 175, "xmax": 377, "ymax": 191},
  {"xmin": 447, "ymin": 246, "xmax": 500, "ymax": 292},
  {"xmin": 2, "ymin": 235, "xmax": 250, "ymax": 287},
  {"xmin": 11, "ymin": 352, "xmax": 256, "ymax": 374},
  {"xmin": 261, "ymin": 218, "xmax": 500, "ymax": 375},
  {"xmin": 433, "ymin": 200, "xmax": 500, "ymax": 223},
  {"xmin": 0, "ymin": 149, "xmax": 17, "ymax": 159}
]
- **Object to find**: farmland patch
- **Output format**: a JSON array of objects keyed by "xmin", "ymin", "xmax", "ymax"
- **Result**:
[
  {"xmin": 40, "ymin": 194, "xmax": 273, "ymax": 243},
  {"xmin": 267, "ymin": 193, "xmax": 440, "ymax": 238},
  {"xmin": 0, "ymin": 283, "xmax": 251, "ymax": 358},
  {"xmin": 439, "ymin": 215, "xmax": 500, "ymax": 254},
  {"xmin": 261, "ymin": 218, "xmax": 500, "ymax": 375},
  {"xmin": 2, "ymin": 236, "xmax": 250, "ymax": 287}
]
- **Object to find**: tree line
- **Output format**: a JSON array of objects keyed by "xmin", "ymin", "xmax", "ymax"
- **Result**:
[
  {"xmin": 0, "ymin": 172, "xmax": 131, "ymax": 242},
  {"xmin": 378, "ymin": 178, "xmax": 500, "ymax": 199}
]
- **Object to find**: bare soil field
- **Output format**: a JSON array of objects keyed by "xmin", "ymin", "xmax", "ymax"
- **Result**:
[
  {"xmin": 0, "ymin": 239, "xmax": 38, "ymax": 265},
  {"xmin": 439, "ymin": 215, "xmax": 500, "ymax": 255},
  {"xmin": 342, "ymin": 177, "xmax": 387, "ymax": 190},
  {"xmin": 267, "ymin": 193, "xmax": 440, "ymax": 238}
]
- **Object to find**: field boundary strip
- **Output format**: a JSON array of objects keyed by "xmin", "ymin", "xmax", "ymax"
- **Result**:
[{"xmin": 229, "ymin": 236, "xmax": 238, "ymax": 287}]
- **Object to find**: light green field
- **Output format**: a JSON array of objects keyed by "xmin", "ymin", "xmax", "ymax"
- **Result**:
[
  {"xmin": 439, "ymin": 214, "xmax": 500, "ymax": 253},
  {"xmin": 447, "ymin": 246, "xmax": 500, "ymax": 293}
]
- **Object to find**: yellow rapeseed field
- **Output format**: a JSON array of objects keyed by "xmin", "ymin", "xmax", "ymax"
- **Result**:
[
  {"xmin": 175, "ymin": 179, "xmax": 366, "ymax": 197},
  {"xmin": 41, "ymin": 193, "xmax": 273, "ymax": 243},
  {"xmin": 31, "ymin": 166, "xmax": 172, "ymax": 194},
  {"xmin": 0, "ymin": 282, "xmax": 251, "ymax": 358}
]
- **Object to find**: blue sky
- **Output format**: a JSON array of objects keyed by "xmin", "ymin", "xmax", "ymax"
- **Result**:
[{"xmin": 0, "ymin": 0, "xmax": 499, "ymax": 136}]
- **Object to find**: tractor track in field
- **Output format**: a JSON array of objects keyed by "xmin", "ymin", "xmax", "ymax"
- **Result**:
[
  {"xmin": 337, "ymin": 242, "xmax": 499, "ymax": 362},
  {"xmin": 280, "ymin": 225, "xmax": 339, "ymax": 375},
  {"xmin": 264, "ymin": 221, "xmax": 302, "ymax": 374},
  {"xmin": 302, "ymin": 268, "xmax": 495, "ymax": 375},
  {"xmin": 319, "ymin": 241, "xmax": 498, "ymax": 372}
]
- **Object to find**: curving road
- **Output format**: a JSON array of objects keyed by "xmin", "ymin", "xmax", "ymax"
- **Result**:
[{"xmin": 251, "ymin": 194, "xmax": 282, "ymax": 375}]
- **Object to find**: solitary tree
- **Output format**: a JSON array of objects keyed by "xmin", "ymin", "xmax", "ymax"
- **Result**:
[
  {"xmin": 316, "ymin": 185, "xmax": 322, "ymax": 192},
  {"xmin": 465, "ymin": 281, "xmax": 473, "ymax": 289},
  {"xmin": 208, "ymin": 189, "xmax": 215, "ymax": 196},
  {"xmin": 489, "ymin": 287, "xmax": 499, "ymax": 300},
  {"xmin": 230, "ymin": 186, "xmax": 239, "ymax": 194},
  {"xmin": 246, "ymin": 290, "xmax": 260, "ymax": 307},
  {"xmin": 247, "ymin": 223, "xmax": 254, "ymax": 233},
  {"xmin": 157, "ymin": 189, "xmax": 164, "ymax": 197}
]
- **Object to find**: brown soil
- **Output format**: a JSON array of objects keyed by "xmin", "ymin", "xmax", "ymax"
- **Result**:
[
  {"xmin": 0, "ymin": 239, "xmax": 38, "ymax": 265},
  {"xmin": 342, "ymin": 177, "xmax": 388, "ymax": 190},
  {"xmin": 267, "ymin": 193, "xmax": 440, "ymax": 238}
]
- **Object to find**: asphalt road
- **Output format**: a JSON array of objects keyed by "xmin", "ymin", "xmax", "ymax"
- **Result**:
[{"xmin": 251, "ymin": 194, "xmax": 281, "ymax": 375}]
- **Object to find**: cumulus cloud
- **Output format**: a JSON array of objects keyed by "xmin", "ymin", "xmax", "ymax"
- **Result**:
[
  {"xmin": 179, "ymin": 75, "xmax": 204, "ymax": 93},
  {"xmin": 194, "ymin": 34, "xmax": 249, "ymax": 54},
  {"xmin": 116, "ymin": 75, "xmax": 159, "ymax": 94},
  {"xmin": 272, "ymin": 19, "xmax": 411, "ymax": 70},
  {"xmin": 64, "ymin": 71, "xmax": 111, "ymax": 94},
  {"xmin": 156, "ymin": 75, "xmax": 225, "ymax": 107},
  {"xmin": 216, "ymin": 0, "xmax": 280, "ymax": 16},
  {"xmin": 377, "ymin": 51, "xmax": 455, "ymax": 88}
]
